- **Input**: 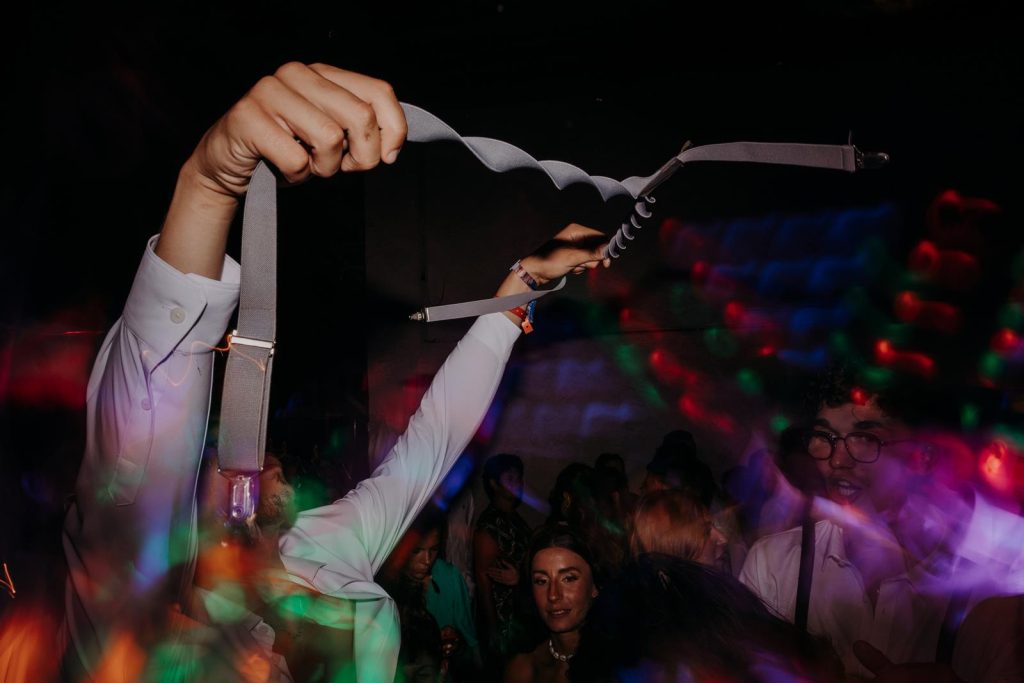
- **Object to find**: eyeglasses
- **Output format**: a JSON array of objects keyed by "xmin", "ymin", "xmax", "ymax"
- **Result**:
[{"xmin": 805, "ymin": 430, "xmax": 892, "ymax": 464}]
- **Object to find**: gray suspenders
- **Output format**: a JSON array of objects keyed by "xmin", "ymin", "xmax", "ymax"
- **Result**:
[{"xmin": 217, "ymin": 105, "xmax": 889, "ymax": 525}]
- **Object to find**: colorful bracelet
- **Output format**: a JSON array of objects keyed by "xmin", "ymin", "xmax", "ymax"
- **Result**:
[
  {"xmin": 508, "ymin": 303, "xmax": 535, "ymax": 334},
  {"xmin": 510, "ymin": 259, "xmax": 540, "ymax": 290}
]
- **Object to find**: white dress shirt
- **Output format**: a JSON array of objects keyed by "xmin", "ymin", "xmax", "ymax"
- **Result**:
[
  {"xmin": 739, "ymin": 492, "xmax": 1024, "ymax": 681},
  {"xmin": 61, "ymin": 236, "xmax": 520, "ymax": 681}
]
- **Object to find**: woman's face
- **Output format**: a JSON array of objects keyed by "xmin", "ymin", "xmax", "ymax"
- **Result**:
[{"xmin": 531, "ymin": 547, "xmax": 598, "ymax": 634}]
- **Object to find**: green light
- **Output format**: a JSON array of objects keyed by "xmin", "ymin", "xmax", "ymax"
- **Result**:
[
  {"xmin": 881, "ymin": 323, "xmax": 911, "ymax": 346},
  {"xmin": 770, "ymin": 414, "xmax": 791, "ymax": 434},
  {"xmin": 294, "ymin": 475, "xmax": 328, "ymax": 511},
  {"xmin": 614, "ymin": 344, "xmax": 644, "ymax": 377},
  {"xmin": 998, "ymin": 303, "xmax": 1024, "ymax": 331},
  {"xmin": 961, "ymin": 403, "xmax": 980, "ymax": 431},
  {"xmin": 980, "ymin": 352, "xmax": 1004, "ymax": 379},
  {"xmin": 861, "ymin": 366, "xmax": 893, "ymax": 390},
  {"xmin": 830, "ymin": 331, "xmax": 851, "ymax": 354},
  {"xmin": 704, "ymin": 328, "xmax": 738, "ymax": 357},
  {"xmin": 736, "ymin": 368, "xmax": 762, "ymax": 395}
]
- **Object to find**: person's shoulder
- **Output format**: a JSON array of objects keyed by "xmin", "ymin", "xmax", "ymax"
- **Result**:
[{"xmin": 749, "ymin": 523, "xmax": 805, "ymax": 554}]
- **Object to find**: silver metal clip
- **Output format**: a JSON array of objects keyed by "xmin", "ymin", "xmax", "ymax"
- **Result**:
[
  {"xmin": 220, "ymin": 470, "xmax": 261, "ymax": 526},
  {"xmin": 229, "ymin": 330, "xmax": 276, "ymax": 355}
]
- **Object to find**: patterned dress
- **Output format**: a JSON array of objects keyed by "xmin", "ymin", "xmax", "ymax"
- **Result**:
[{"xmin": 475, "ymin": 504, "xmax": 531, "ymax": 656}]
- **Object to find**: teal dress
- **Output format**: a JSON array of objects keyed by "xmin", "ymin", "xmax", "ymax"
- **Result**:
[{"xmin": 424, "ymin": 558, "xmax": 479, "ymax": 652}]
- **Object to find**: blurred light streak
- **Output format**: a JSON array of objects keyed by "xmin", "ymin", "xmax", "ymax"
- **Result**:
[
  {"xmin": 677, "ymin": 395, "xmax": 735, "ymax": 433},
  {"xmin": 874, "ymin": 339, "xmax": 935, "ymax": 377},
  {"xmin": 0, "ymin": 604, "xmax": 61, "ymax": 681},
  {"xmin": 908, "ymin": 241, "xmax": 980, "ymax": 291},
  {"xmin": 1, "ymin": 562, "xmax": 14, "ymax": 598}
]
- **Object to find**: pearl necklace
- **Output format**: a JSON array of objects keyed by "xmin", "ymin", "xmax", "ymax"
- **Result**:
[{"xmin": 547, "ymin": 639, "xmax": 574, "ymax": 663}]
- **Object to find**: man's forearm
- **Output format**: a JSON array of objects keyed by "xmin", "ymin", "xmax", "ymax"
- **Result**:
[{"xmin": 155, "ymin": 158, "xmax": 240, "ymax": 279}]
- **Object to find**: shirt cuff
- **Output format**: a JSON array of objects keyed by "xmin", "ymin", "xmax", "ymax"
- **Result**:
[
  {"xmin": 122, "ymin": 235, "xmax": 241, "ymax": 367},
  {"xmin": 466, "ymin": 312, "xmax": 521, "ymax": 360}
]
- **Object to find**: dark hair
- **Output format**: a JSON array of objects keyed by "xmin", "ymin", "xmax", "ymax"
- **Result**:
[
  {"xmin": 645, "ymin": 450, "xmax": 718, "ymax": 509},
  {"xmin": 546, "ymin": 465, "xmax": 626, "ymax": 583},
  {"xmin": 547, "ymin": 463, "xmax": 594, "ymax": 520},
  {"xmin": 528, "ymin": 522, "xmax": 595, "ymax": 570},
  {"xmin": 482, "ymin": 453, "xmax": 523, "ymax": 500},
  {"xmin": 804, "ymin": 362, "xmax": 956, "ymax": 429},
  {"xmin": 570, "ymin": 554, "xmax": 844, "ymax": 682},
  {"xmin": 595, "ymin": 452, "xmax": 625, "ymax": 472},
  {"xmin": 408, "ymin": 503, "xmax": 448, "ymax": 546}
]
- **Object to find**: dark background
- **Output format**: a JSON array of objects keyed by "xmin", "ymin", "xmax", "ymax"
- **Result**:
[{"xmin": 1, "ymin": 0, "xmax": 1021, "ymax": 603}]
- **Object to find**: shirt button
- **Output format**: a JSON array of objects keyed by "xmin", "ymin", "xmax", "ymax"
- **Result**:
[
  {"xmin": 170, "ymin": 307, "xmax": 187, "ymax": 324},
  {"xmin": 141, "ymin": 398, "xmax": 151, "ymax": 411}
]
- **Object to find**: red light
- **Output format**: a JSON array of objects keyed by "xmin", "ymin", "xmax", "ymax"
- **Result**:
[
  {"xmin": 875, "ymin": 339, "xmax": 893, "ymax": 360},
  {"xmin": 619, "ymin": 308, "xmax": 632, "ymax": 324},
  {"xmin": 992, "ymin": 328, "xmax": 1020, "ymax": 353},
  {"xmin": 724, "ymin": 301, "xmax": 745, "ymax": 328},
  {"xmin": 894, "ymin": 291, "xmax": 921, "ymax": 322},
  {"xmin": 757, "ymin": 345, "xmax": 776, "ymax": 357},
  {"xmin": 979, "ymin": 441, "xmax": 1013, "ymax": 493},
  {"xmin": 909, "ymin": 241, "xmax": 940, "ymax": 276},
  {"xmin": 850, "ymin": 387, "xmax": 869, "ymax": 406},
  {"xmin": 691, "ymin": 260, "xmax": 709, "ymax": 284}
]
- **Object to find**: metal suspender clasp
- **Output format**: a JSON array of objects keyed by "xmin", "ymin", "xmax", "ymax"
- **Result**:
[
  {"xmin": 220, "ymin": 470, "xmax": 261, "ymax": 526},
  {"xmin": 229, "ymin": 330, "xmax": 276, "ymax": 356},
  {"xmin": 855, "ymin": 147, "xmax": 891, "ymax": 170}
]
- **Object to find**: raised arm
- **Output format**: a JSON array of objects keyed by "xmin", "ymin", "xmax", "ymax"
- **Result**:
[
  {"xmin": 61, "ymin": 62, "xmax": 406, "ymax": 679},
  {"xmin": 281, "ymin": 225, "xmax": 609, "ymax": 577},
  {"xmin": 157, "ymin": 62, "xmax": 407, "ymax": 278}
]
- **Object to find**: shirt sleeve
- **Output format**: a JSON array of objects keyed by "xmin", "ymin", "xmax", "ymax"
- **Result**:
[
  {"xmin": 283, "ymin": 313, "xmax": 520, "ymax": 580},
  {"xmin": 62, "ymin": 236, "xmax": 239, "ymax": 675}
]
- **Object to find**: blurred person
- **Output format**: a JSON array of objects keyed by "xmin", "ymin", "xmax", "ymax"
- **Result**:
[
  {"xmin": 631, "ymin": 489, "xmax": 727, "ymax": 568},
  {"xmin": 547, "ymin": 463, "xmax": 626, "ymax": 583},
  {"xmin": 56, "ymin": 60, "xmax": 612, "ymax": 682},
  {"xmin": 569, "ymin": 552, "xmax": 844, "ymax": 682},
  {"xmin": 378, "ymin": 506, "xmax": 482, "ymax": 680},
  {"xmin": 594, "ymin": 452, "xmax": 639, "ymax": 524},
  {"xmin": 474, "ymin": 454, "xmax": 532, "ymax": 672},
  {"xmin": 641, "ymin": 430, "xmax": 717, "ymax": 507},
  {"xmin": 740, "ymin": 366, "xmax": 1024, "ymax": 680},
  {"xmin": 504, "ymin": 525, "xmax": 599, "ymax": 683}
]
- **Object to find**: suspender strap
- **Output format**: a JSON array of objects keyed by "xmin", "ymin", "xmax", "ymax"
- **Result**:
[
  {"xmin": 401, "ymin": 103, "xmax": 888, "ymax": 322},
  {"xmin": 795, "ymin": 498, "xmax": 816, "ymax": 633},
  {"xmin": 217, "ymin": 161, "xmax": 277, "ymax": 525},
  {"xmin": 936, "ymin": 558, "xmax": 975, "ymax": 663}
]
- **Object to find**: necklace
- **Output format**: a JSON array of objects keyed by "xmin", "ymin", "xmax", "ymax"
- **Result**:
[{"xmin": 547, "ymin": 638, "xmax": 574, "ymax": 663}]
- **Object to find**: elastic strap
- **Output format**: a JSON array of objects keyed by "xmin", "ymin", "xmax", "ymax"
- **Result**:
[{"xmin": 217, "ymin": 161, "xmax": 277, "ymax": 522}]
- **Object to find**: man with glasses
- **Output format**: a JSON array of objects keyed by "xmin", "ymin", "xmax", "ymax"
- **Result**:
[{"xmin": 740, "ymin": 367, "xmax": 1024, "ymax": 681}]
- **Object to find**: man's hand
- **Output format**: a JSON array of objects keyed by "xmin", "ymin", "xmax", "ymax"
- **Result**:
[
  {"xmin": 853, "ymin": 641, "xmax": 964, "ymax": 683},
  {"xmin": 158, "ymin": 63, "xmax": 407, "ymax": 279},
  {"xmin": 495, "ymin": 223, "xmax": 608, "ymax": 303},
  {"xmin": 189, "ymin": 63, "xmax": 406, "ymax": 199},
  {"xmin": 520, "ymin": 223, "xmax": 610, "ymax": 284}
]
